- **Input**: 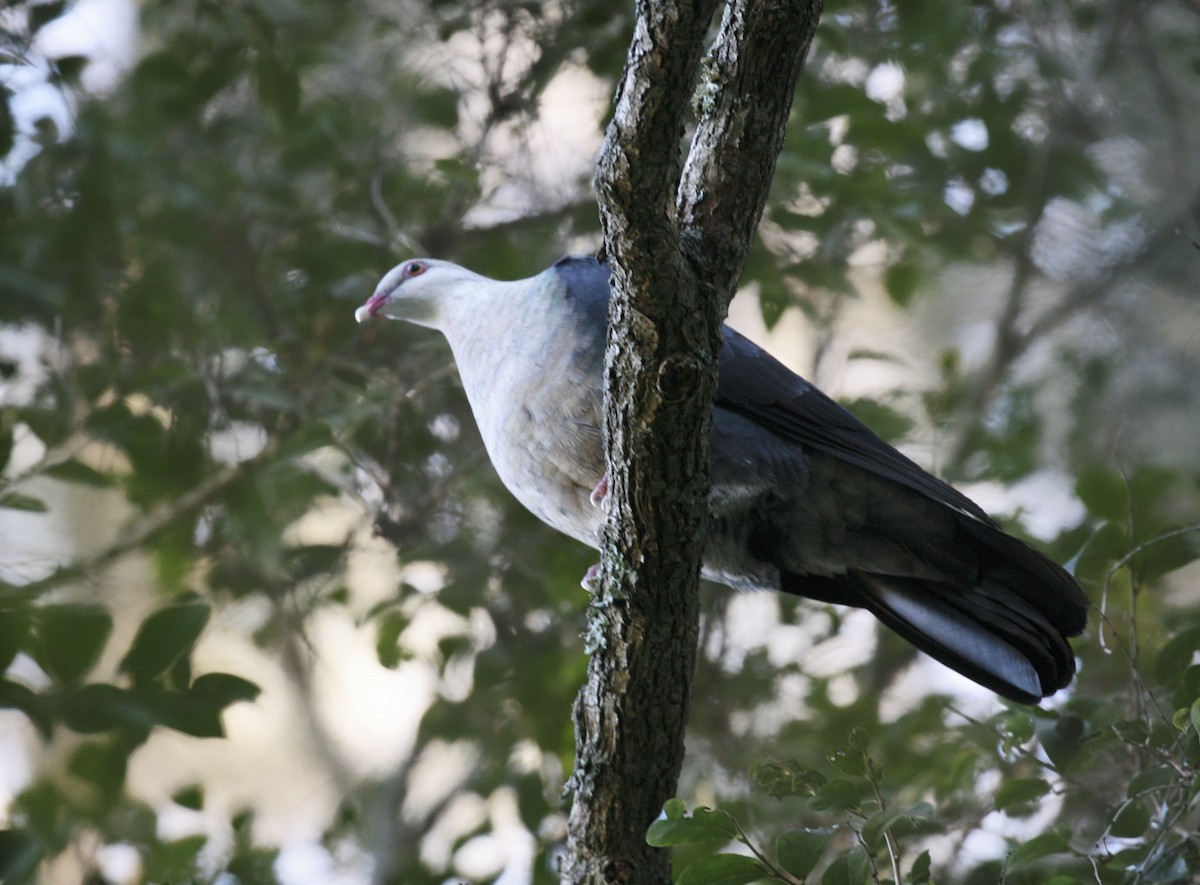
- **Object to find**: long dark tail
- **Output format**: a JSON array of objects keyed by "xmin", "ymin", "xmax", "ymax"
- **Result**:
[{"xmin": 781, "ymin": 521, "xmax": 1087, "ymax": 704}]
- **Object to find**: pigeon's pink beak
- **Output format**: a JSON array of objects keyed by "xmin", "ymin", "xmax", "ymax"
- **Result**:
[{"xmin": 354, "ymin": 291, "xmax": 390, "ymax": 323}]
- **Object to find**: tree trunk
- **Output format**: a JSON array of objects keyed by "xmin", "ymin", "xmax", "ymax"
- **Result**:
[{"xmin": 562, "ymin": 1, "xmax": 823, "ymax": 883}]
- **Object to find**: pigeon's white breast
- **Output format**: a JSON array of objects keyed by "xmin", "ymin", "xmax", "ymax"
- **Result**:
[{"xmin": 443, "ymin": 276, "xmax": 606, "ymax": 547}]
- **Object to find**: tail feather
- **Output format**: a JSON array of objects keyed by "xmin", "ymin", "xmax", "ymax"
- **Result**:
[
  {"xmin": 778, "ymin": 520, "xmax": 1086, "ymax": 703},
  {"xmin": 858, "ymin": 576, "xmax": 1073, "ymax": 702}
]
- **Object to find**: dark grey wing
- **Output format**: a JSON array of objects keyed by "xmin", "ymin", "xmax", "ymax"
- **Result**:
[
  {"xmin": 550, "ymin": 255, "xmax": 1086, "ymax": 701},
  {"xmin": 714, "ymin": 326, "xmax": 992, "ymax": 523},
  {"xmin": 712, "ymin": 325, "xmax": 1087, "ymax": 702}
]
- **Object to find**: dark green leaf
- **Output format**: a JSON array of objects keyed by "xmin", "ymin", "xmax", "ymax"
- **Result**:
[
  {"xmin": 189, "ymin": 672, "xmax": 262, "ymax": 707},
  {"xmin": 0, "ymin": 407, "xmax": 14, "ymax": 473},
  {"xmin": 862, "ymin": 809, "xmax": 906, "ymax": 851},
  {"xmin": 143, "ymin": 835, "xmax": 207, "ymax": 882},
  {"xmin": 1109, "ymin": 801, "xmax": 1151, "ymax": 839},
  {"xmin": 41, "ymin": 458, "xmax": 116, "ymax": 487},
  {"xmin": 0, "ymin": 829, "xmax": 45, "ymax": 884},
  {"xmin": 134, "ymin": 686, "xmax": 225, "ymax": 738},
  {"xmin": 119, "ymin": 599, "xmax": 211, "ymax": 683},
  {"xmin": 67, "ymin": 741, "xmax": 128, "ymax": 803},
  {"xmin": 0, "ymin": 86, "xmax": 15, "ymax": 158},
  {"xmin": 675, "ymin": 853, "xmax": 770, "ymax": 885},
  {"xmin": 0, "ymin": 678, "xmax": 52, "ymax": 740},
  {"xmin": 884, "ymin": 260, "xmax": 921, "ymax": 306},
  {"xmin": 828, "ymin": 747, "xmax": 865, "ymax": 778},
  {"xmin": 172, "ymin": 785, "xmax": 205, "ymax": 810},
  {"xmin": 646, "ymin": 806, "xmax": 738, "ymax": 847},
  {"xmin": 1073, "ymin": 521, "xmax": 1128, "ymax": 586},
  {"xmin": 1007, "ymin": 832, "xmax": 1069, "ymax": 870},
  {"xmin": 1126, "ymin": 765, "xmax": 1179, "ymax": 798},
  {"xmin": 0, "ymin": 610, "xmax": 29, "ymax": 673},
  {"xmin": 255, "ymin": 51, "xmax": 300, "ymax": 125},
  {"xmin": 807, "ymin": 778, "xmax": 863, "ymax": 813},
  {"xmin": 821, "ymin": 846, "xmax": 871, "ymax": 885},
  {"xmin": 909, "ymin": 850, "xmax": 932, "ymax": 884},
  {"xmin": 994, "ymin": 777, "xmax": 1051, "ymax": 812},
  {"xmin": 776, "ymin": 828, "xmax": 830, "ymax": 879},
  {"xmin": 60, "ymin": 683, "xmax": 155, "ymax": 734},
  {"xmin": 35, "ymin": 605, "xmax": 112, "ymax": 683},
  {"xmin": 841, "ymin": 398, "xmax": 914, "ymax": 443},
  {"xmin": 1155, "ymin": 628, "xmax": 1200, "ymax": 686},
  {"xmin": 376, "ymin": 610, "xmax": 410, "ymax": 669},
  {"xmin": 1075, "ymin": 466, "xmax": 1127, "ymax": 522},
  {"xmin": 0, "ymin": 492, "xmax": 48, "ymax": 513},
  {"xmin": 411, "ymin": 86, "xmax": 461, "ymax": 129}
]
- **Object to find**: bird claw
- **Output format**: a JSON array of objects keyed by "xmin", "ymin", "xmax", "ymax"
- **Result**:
[{"xmin": 589, "ymin": 472, "xmax": 610, "ymax": 510}]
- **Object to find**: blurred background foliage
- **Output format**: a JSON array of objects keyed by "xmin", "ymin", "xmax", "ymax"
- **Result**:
[{"xmin": 1, "ymin": 0, "xmax": 1200, "ymax": 883}]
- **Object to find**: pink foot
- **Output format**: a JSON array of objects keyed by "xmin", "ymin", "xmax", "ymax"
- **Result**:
[
  {"xmin": 581, "ymin": 563, "xmax": 601, "ymax": 590},
  {"xmin": 589, "ymin": 472, "xmax": 610, "ymax": 509}
]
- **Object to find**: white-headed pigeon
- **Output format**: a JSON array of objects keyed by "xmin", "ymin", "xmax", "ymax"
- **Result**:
[{"xmin": 357, "ymin": 255, "xmax": 1087, "ymax": 703}]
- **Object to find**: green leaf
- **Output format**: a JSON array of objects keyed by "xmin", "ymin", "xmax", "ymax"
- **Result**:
[
  {"xmin": 411, "ymin": 86, "xmax": 461, "ymax": 129},
  {"xmin": 1073, "ymin": 521, "xmax": 1129, "ymax": 586},
  {"xmin": 0, "ymin": 829, "xmax": 45, "ymax": 884},
  {"xmin": 1109, "ymin": 801, "xmax": 1151, "ymax": 839},
  {"xmin": 68, "ymin": 741, "xmax": 128, "ymax": 803},
  {"xmin": 172, "ymin": 785, "xmax": 205, "ymax": 810},
  {"xmin": 0, "ymin": 610, "xmax": 30, "ymax": 672},
  {"xmin": 776, "ymin": 828, "xmax": 831, "ymax": 879},
  {"xmin": 646, "ymin": 806, "xmax": 738, "ymax": 847},
  {"xmin": 994, "ymin": 777, "xmax": 1051, "ymax": 812},
  {"xmin": 807, "ymin": 778, "xmax": 862, "ymax": 813},
  {"xmin": 189, "ymin": 672, "xmax": 261, "ymax": 707},
  {"xmin": 841, "ymin": 398, "xmax": 914, "ymax": 443},
  {"xmin": 0, "ymin": 408, "xmax": 14, "ymax": 473},
  {"xmin": 0, "ymin": 92, "xmax": 14, "ymax": 161},
  {"xmin": 1075, "ymin": 465, "xmax": 1127, "ymax": 521},
  {"xmin": 34, "ymin": 605, "xmax": 113, "ymax": 683},
  {"xmin": 908, "ymin": 850, "xmax": 932, "ymax": 884},
  {"xmin": 135, "ymin": 686, "xmax": 225, "ymax": 738},
  {"xmin": 41, "ymin": 458, "xmax": 116, "ymax": 487},
  {"xmin": 143, "ymin": 834, "xmax": 207, "ymax": 882},
  {"xmin": 663, "ymin": 797, "xmax": 687, "ymax": 819},
  {"xmin": 255, "ymin": 50, "xmax": 300, "ymax": 126},
  {"xmin": 60, "ymin": 684, "xmax": 155, "ymax": 734},
  {"xmin": 675, "ymin": 853, "xmax": 771, "ymax": 885},
  {"xmin": 1155, "ymin": 628, "xmax": 1200, "ymax": 685},
  {"xmin": 821, "ymin": 846, "xmax": 871, "ymax": 885},
  {"xmin": 792, "ymin": 261, "xmax": 855, "ymax": 296},
  {"xmin": 828, "ymin": 745, "xmax": 866, "ymax": 777},
  {"xmin": 884, "ymin": 260, "xmax": 921, "ymax": 306},
  {"xmin": 0, "ymin": 678, "xmax": 53, "ymax": 740},
  {"xmin": 375, "ymin": 610, "xmax": 410, "ymax": 669},
  {"xmin": 1127, "ymin": 765, "xmax": 1178, "ymax": 797},
  {"xmin": 861, "ymin": 808, "xmax": 917, "ymax": 851},
  {"xmin": 119, "ymin": 599, "xmax": 211, "ymax": 683},
  {"xmin": 1007, "ymin": 832, "xmax": 1069, "ymax": 870},
  {"xmin": 0, "ymin": 492, "xmax": 48, "ymax": 513}
]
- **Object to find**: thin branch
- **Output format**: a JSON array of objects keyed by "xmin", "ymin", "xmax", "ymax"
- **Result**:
[{"xmin": 2, "ymin": 440, "xmax": 279, "ymax": 603}]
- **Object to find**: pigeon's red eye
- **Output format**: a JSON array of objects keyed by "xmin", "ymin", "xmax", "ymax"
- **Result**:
[{"xmin": 404, "ymin": 261, "xmax": 426, "ymax": 278}]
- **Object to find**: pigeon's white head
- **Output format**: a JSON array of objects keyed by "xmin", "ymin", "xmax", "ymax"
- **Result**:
[{"xmin": 355, "ymin": 258, "xmax": 487, "ymax": 330}]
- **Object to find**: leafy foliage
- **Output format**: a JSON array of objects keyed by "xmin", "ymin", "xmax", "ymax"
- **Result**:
[{"xmin": 1, "ymin": 0, "xmax": 1200, "ymax": 883}]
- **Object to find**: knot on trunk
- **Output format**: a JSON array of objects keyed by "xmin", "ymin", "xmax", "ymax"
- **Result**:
[{"xmin": 656, "ymin": 352, "xmax": 706, "ymax": 403}]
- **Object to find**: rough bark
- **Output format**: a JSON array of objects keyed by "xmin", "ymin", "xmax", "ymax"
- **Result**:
[{"xmin": 562, "ymin": 1, "xmax": 822, "ymax": 883}]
